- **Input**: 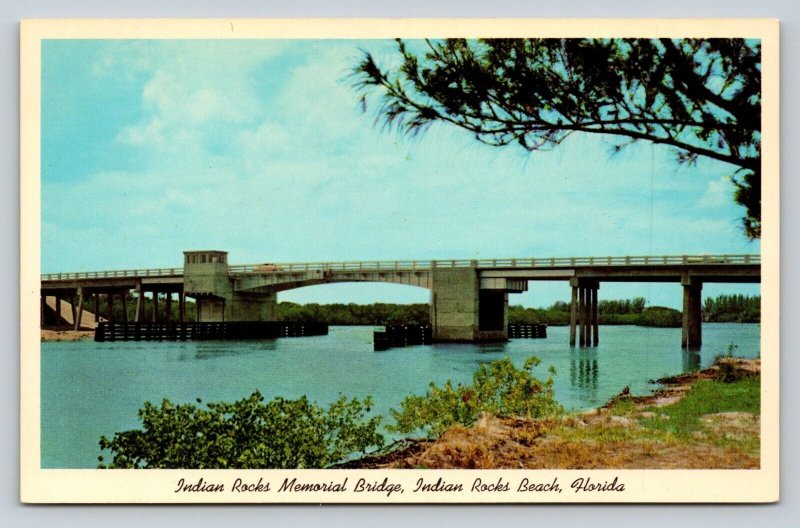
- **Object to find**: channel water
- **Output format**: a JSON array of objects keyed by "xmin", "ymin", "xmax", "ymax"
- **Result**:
[{"xmin": 41, "ymin": 323, "xmax": 759, "ymax": 468}]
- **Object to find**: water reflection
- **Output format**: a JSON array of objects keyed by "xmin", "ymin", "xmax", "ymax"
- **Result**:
[
  {"xmin": 475, "ymin": 342, "xmax": 510, "ymax": 354},
  {"xmin": 182, "ymin": 340, "xmax": 278, "ymax": 361},
  {"xmin": 570, "ymin": 348, "xmax": 599, "ymax": 391},
  {"xmin": 682, "ymin": 349, "xmax": 701, "ymax": 372}
]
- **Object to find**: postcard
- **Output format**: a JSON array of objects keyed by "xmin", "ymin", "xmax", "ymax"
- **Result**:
[{"xmin": 20, "ymin": 18, "xmax": 779, "ymax": 503}]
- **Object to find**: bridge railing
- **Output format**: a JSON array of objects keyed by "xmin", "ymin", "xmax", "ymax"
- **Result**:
[
  {"xmin": 472, "ymin": 254, "xmax": 760, "ymax": 268},
  {"xmin": 41, "ymin": 268, "xmax": 182, "ymax": 281},
  {"xmin": 42, "ymin": 254, "xmax": 760, "ymax": 281},
  {"xmin": 230, "ymin": 254, "xmax": 760, "ymax": 274},
  {"xmin": 228, "ymin": 260, "xmax": 436, "ymax": 274}
]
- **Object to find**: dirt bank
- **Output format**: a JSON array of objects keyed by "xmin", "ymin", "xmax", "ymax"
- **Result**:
[{"xmin": 41, "ymin": 329, "xmax": 94, "ymax": 342}]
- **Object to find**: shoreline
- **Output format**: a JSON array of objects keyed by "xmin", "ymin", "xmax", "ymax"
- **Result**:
[
  {"xmin": 41, "ymin": 329, "xmax": 94, "ymax": 342},
  {"xmin": 343, "ymin": 357, "xmax": 761, "ymax": 469}
]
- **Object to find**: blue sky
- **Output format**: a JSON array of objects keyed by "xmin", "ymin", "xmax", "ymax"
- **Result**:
[{"xmin": 40, "ymin": 39, "xmax": 760, "ymax": 308}]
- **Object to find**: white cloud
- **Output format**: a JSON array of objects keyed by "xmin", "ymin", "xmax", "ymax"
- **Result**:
[
  {"xmin": 698, "ymin": 175, "xmax": 733, "ymax": 209},
  {"xmin": 43, "ymin": 40, "xmax": 761, "ymax": 306}
]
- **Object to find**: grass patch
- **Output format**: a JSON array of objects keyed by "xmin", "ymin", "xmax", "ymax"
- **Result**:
[
  {"xmin": 641, "ymin": 378, "xmax": 760, "ymax": 437},
  {"xmin": 555, "ymin": 422, "xmax": 674, "ymax": 444},
  {"xmin": 607, "ymin": 395, "xmax": 637, "ymax": 416}
]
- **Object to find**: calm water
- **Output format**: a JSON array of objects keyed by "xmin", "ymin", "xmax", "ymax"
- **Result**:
[{"xmin": 41, "ymin": 323, "xmax": 759, "ymax": 468}]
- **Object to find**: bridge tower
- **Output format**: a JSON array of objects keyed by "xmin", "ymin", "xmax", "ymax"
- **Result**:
[{"xmin": 183, "ymin": 250, "xmax": 276, "ymax": 322}]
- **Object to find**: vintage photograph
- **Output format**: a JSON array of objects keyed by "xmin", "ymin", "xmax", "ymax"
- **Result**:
[{"xmin": 21, "ymin": 19, "xmax": 779, "ymax": 503}]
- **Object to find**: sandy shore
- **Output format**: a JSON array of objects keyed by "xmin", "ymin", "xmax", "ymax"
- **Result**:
[{"xmin": 41, "ymin": 329, "xmax": 95, "ymax": 342}]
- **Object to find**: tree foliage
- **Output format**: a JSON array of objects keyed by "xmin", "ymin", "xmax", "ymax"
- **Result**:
[
  {"xmin": 98, "ymin": 391, "xmax": 384, "ymax": 469},
  {"xmin": 277, "ymin": 301, "xmax": 429, "ymax": 325},
  {"xmin": 354, "ymin": 38, "xmax": 762, "ymax": 237},
  {"xmin": 389, "ymin": 356, "xmax": 562, "ymax": 438},
  {"xmin": 703, "ymin": 294, "xmax": 760, "ymax": 323}
]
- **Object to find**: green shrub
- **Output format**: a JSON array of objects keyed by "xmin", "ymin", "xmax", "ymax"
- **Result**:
[
  {"xmin": 389, "ymin": 356, "xmax": 562, "ymax": 438},
  {"xmin": 98, "ymin": 391, "xmax": 384, "ymax": 469}
]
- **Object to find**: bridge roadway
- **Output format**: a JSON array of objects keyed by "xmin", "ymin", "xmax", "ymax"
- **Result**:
[{"xmin": 41, "ymin": 251, "xmax": 760, "ymax": 348}]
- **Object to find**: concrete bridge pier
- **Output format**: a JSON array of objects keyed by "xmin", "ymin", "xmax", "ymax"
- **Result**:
[
  {"xmin": 430, "ymin": 267, "xmax": 509, "ymax": 342},
  {"xmin": 134, "ymin": 281, "xmax": 143, "ymax": 322},
  {"xmin": 72, "ymin": 287, "xmax": 84, "ymax": 330},
  {"xmin": 569, "ymin": 278, "xmax": 599, "ymax": 347},
  {"xmin": 179, "ymin": 292, "xmax": 186, "ymax": 322},
  {"xmin": 682, "ymin": 276, "xmax": 703, "ymax": 349}
]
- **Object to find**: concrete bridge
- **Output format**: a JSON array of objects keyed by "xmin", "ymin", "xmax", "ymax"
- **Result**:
[{"xmin": 41, "ymin": 250, "xmax": 760, "ymax": 348}]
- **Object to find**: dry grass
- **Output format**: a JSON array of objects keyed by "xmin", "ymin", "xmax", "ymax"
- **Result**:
[
  {"xmin": 383, "ymin": 412, "xmax": 759, "ymax": 469},
  {"xmin": 355, "ymin": 358, "xmax": 761, "ymax": 470}
]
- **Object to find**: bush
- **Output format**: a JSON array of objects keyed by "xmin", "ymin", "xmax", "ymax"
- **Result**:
[
  {"xmin": 389, "ymin": 356, "xmax": 562, "ymax": 438},
  {"xmin": 98, "ymin": 391, "xmax": 384, "ymax": 469}
]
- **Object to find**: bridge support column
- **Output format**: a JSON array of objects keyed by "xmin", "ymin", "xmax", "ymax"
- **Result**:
[
  {"xmin": 165, "ymin": 292, "xmax": 172, "ymax": 322},
  {"xmin": 104, "ymin": 294, "xmax": 112, "ymax": 322},
  {"xmin": 151, "ymin": 291, "xmax": 158, "ymax": 322},
  {"xmin": 121, "ymin": 291, "xmax": 129, "ymax": 323},
  {"xmin": 591, "ymin": 282, "xmax": 600, "ymax": 346},
  {"xmin": 94, "ymin": 293, "xmax": 100, "ymax": 323},
  {"xmin": 681, "ymin": 276, "xmax": 702, "ymax": 349},
  {"xmin": 571, "ymin": 279, "xmax": 599, "ymax": 347},
  {"xmin": 55, "ymin": 296, "xmax": 62, "ymax": 327},
  {"xmin": 134, "ymin": 282, "xmax": 143, "ymax": 323},
  {"xmin": 179, "ymin": 292, "xmax": 185, "ymax": 322},
  {"xmin": 225, "ymin": 292, "xmax": 277, "ymax": 322},
  {"xmin": 579, "ymin": 285, "xmax": 586, "ymax": 346},
  {"xmin": 73, "ymin": 287, "xmax": 84, "ymax": 331},
  {"xmin": 587, "ymin": 286, "xmax": 595, "ymax": 346},
  {"xmin": 70, "ymin": 292, "xmax": 77, "ymax": 329},
  {"xmin": 569, "ymin": 279, "xmax": 578, "ymax": 347},
  {"xmin": 431, "ymin": 267, "xmax": 507, "ymax": 342}
]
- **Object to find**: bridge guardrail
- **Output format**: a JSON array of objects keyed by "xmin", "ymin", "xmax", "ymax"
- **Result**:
[
  {"xmin": 41, "ymin": 268, "xmax": 182, "ymax": 281},
  {"xmin": 42, "ymin": 254, "xmax": 760, "ymax": 281}
]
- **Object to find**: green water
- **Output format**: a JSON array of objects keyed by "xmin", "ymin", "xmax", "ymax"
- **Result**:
[{"xmin": 40, "ymin": 323, "xmax": 759, "ymax": 468}]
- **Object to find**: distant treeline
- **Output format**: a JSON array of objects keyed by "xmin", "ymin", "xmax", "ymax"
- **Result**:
[
  {"xmin": 703, "ymin": 294, "xmax": 760, "ymax": 323},
  {"xmin": 57, "ymin": 293, "xmax": 759, "ymax": 327},
  {"xmin": 275, "ymin": 298, "xmax": 683, "ymax": 327},
  {"xmin": 508, "ymin": 297, "xmax": 682, "ymax": 328},
  {"xmin": 277, "ymin": 302, "xmax": 429, "ymax": 325},
  {"xmin": 509, "ymin": 295, "xmax": 760, "ymax": 327}
]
